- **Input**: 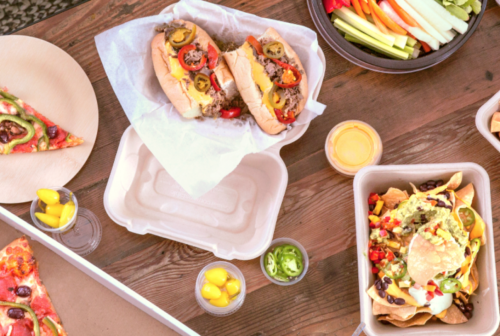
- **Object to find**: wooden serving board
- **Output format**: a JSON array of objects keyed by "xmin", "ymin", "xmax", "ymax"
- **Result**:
[{"xmin": 0, "ymin": 35, "xmax": 98, "ymax": 204}]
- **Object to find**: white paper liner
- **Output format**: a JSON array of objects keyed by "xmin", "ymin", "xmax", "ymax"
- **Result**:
[{"xmin": 95, "ymin": 0, "xmax": 326, "ymax": 198}]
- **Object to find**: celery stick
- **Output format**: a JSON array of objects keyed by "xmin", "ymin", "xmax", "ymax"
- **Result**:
[
  {"xmin": 335, "ymin": 19, "xmax": 409, "ymax": 60},
  {"xmin": 406, "ymin": 0, "xmax": 453, "ymax": 32},
  {"xmin": 387, "ymin": 31, "xmax": 409, "ymax": 50},
  {"xmin": 420, "ymin": 0, "xmax": 469, "ymax": 34},
  {"xmin": 406, "ymin": 36, "xmax": 417, "ymax": 47},
  {"xmin": 334, "ymin": 7, "xmax": 395, "ymax": 46},
  {"xmin": 344, "ymin": 34, "xmax": 402, "ymax": 59}
]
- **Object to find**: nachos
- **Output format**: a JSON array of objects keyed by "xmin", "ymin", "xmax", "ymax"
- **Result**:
[{"xmin": 366, "ymin": 172, "xmax": 486, "ymax": 327}]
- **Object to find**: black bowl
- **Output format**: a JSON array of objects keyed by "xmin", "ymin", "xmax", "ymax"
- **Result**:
[{"xmin": 307, "ymin": 0, "xmax": 488, "ymax": 73}]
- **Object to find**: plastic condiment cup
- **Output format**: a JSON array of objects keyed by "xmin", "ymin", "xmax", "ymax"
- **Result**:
[
  {"xmin": 195, "ymin": 261, "xmax": 246, "ymax": 317},
  {"xmin": 260, "ymin": 238, "xmax": 309, "ymax": 286},
  {"xmin": 30, "ymin": 187, "xmax": 78, "ymax": 233},
  {"xmin": 325, "ymin": 120, "xmax": 382, "ymax": 177}
]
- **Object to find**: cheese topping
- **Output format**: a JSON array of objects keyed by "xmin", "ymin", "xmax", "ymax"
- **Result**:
[
  {"xmin": 241, "ymin": 42, "xmax": 276, "ymax": 118},
  {"xmin": 165, "ymin": 42, "xmax": 213, "ymax": 109}
]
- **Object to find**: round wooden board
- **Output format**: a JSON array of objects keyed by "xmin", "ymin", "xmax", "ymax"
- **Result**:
[{"xmin": 0, "ymin": 36, "xmax": 98, "ymax": 204}]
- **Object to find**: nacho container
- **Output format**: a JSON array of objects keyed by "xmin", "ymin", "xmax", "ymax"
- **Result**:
[
  {"xmin": 0, "ymin": 207, "xmax": 196, "ymax": 336},
  {"xmin": 353, "ymin": 163, "xmax": 499, "ymax": 336},
  {"xmin": 103, "ymin": 3, "xmax": 326, "ymax": 261},
  {"xmin": 476, "ymin": 90, "xmax": 500, "ymax": 154}
]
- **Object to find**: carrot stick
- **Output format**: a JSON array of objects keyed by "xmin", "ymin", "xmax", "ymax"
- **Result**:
[
  {"xmin": 368, "ymin": 0, "xmax": 407, "ymax": 35},
  {"xmin": 352, "ymin": 0, "xmax": 367, "ymax": 20},
  {"xmin": 360, "ymin": 0, "xmax": 371, "ymax": 15},
  {"xmin": 420, "ymin": 41, "xmax": 431, "ymax": 53},
  {"xmin": 387, "ymin": 0, "xmax": 418, "ymax": 28},
  {"xmin": 369, "ymin": 9, "xmax": 389, "ymax": 34}
]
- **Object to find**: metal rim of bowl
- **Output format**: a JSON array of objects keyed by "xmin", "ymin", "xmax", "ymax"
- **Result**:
[{"xmin": 307, "ymin": 0, "xmax": 488, "ymax": 73}]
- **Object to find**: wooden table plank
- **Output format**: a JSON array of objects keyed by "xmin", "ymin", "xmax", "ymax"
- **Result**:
[{"xmin": 2, "ymin": 0, "xmax": 500, "ymax": 335}]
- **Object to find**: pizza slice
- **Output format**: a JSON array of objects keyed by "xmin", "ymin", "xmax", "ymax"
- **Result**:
[
  {"xmin": 0, "ymin": 237, "xmax": 67, "ymax": 336},
  {"xmin": 0, "ymin": 88, "xmax": 83, "ymax": 155}
]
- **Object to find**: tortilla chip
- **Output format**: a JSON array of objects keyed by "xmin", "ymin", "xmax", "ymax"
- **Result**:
[
  {"xmin": 408, "ymin": 235, "xmax": 465, "ymax": 285},
  {"xmin": 491, "ymin": 112, "xmax": 500, "ymax": 133},
  {"xmin": 455, "ymin": 183, "xmax": 474, "ymax": 206},
  {"xmin": 470, "ymin": 262, "xmax": 479, "ymax": 292},
  {"xmin": 440, "ymin": 304, "xmax": 468, "ymax": 324},
  {"xmin": 446, "ymin": 172, "xmax": 463, "ymax": 191},
  {"xmin": 368, "ymin": 285, "xmax": 409, "ymax": 308},
  {"xmin": 455, "ymin": 291, "xmax": 469, "ymax": 304},
  {"xmin": 381, "ymin": 188, "xmax": 410, "ymax": 211},
  {"xmin": 378, "ymin": 313, "xmax": 432, "ymax": 328},
  {"xmin": 410, "ymin": 182, "xmax": 419, "ymax": 194},
  {"xmin": 372, "ymin": 301, "xmax": 417, "ymax": 320},
  {"xmin": 449, "ymin": 192, "xmax": 456, "ymax": 212}
]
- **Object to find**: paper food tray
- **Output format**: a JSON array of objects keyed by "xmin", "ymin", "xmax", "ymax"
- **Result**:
[
  {"xmin": 103, "ymin": 3, "xmax": 326, "ymax": 261},
  {"xmin": 476, "ymin": 90, "xmax": 500, "ymax": 154},
  {"xmin": 0, "ymin": 206, "xmax": 197, "ymax": 336},
  {"xmin": 353, "ymin": 163, "xmax": 499, "ymax": 336}
]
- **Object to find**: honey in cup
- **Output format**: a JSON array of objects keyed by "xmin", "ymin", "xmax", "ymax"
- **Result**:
[{"xmin": 326, "ymin": 120, "xmax": 382, "ymax": 177}]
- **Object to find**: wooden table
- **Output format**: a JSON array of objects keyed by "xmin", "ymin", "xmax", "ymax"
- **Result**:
[{"xmin": 3, "ymin": 0, "xmax": 500, "ymax": 335}]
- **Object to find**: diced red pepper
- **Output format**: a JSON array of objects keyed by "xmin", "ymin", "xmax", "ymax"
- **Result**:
[
  {"xmin": 272, "ymin": 59, "xmax": 302, "ymax": 89},
  {"xmin": 386, "ymin": 250, "xmax": 395, "ymax": 261},
  {"xmin": 368, "ymin": 193, "xmax": 379, "ymax": 205},
  {"xmin": 393, "ymin": 219, "xmax": 401, "ymax": 226},
  {"xmin": 369, "ymin": 222, "xmax": 381, "ymax": 229},
  {"xmin": 384, "ymin": 217, "xmax": 391, "ymax": 222},
  {"xmin": 426, "ymin": 292, "xmax": 434, "ymax": 301},
  {"xmin": 368, "ymin": 211, "xmax": 373, "ymax": 215},
  {"xmin": 378, "ymin": 251, "xmax": 385, "ymax": 259},
  {"xmin": 369, "ymin": 250, "xmax": 381, "ymax": 261},
  {"xmin": 207, "ymin": 44, "xmax": 218, "ymax": 70},
  {"xmin": 435, "ymin": 287, "xmax": 444, "ymax": 296},
  {"xmin": 323, "ymin": 0, "xmax": 351, "ymax": 13},
  {"xmin": 379, "ymin": 229, "xmax": 387, "ymax": 238},
  {"xmin": 178, "ymin": 45, "xmax": 207, "ymax": 71},
  {"xmin": 371, "ymin": 266, "xmax": 379, "ymax": 274}
]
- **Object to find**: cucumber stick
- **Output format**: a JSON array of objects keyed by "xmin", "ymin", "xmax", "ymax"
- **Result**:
[
  {"xmin": 334, "ymin": 7, "xmax": 395, "ymax": 47},
  {"xmin": 336, "ymin": 19, "xmax": 409, "ymax": 60}
]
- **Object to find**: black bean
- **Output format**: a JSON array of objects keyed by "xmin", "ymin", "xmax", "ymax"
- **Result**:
[
  {"xmin": 381, "ymin": 282, "xmax": 389, "ymax": 290},
  {"xmin": 419, "ymin": 185, "xmax": 428, "ymax": 192},
  {"xmin": 369, "ymin": 204, "xmax": 375, "ymax": 211},
  {"xmin": 445, "ymin": 191, "xmax": 450, "ymax": 199},
  {"xmin": 436, "ymin": 180, "xmax": 444, "ymax": 187},
  {"xmin": 456, "ymin": 268, "xmax": 461, "ymax": 274},
  {"xmin": 394, "ymin": 203, "xmax": 399, "ymax": 209},
  {"xmin": 7, "ymin": 308, "xmax": 24, "ymax": 319},
  {"xmin": 394, "ymin": 298, "xmax": 406, "ymax": 305},
  {"xmin": 383, "ymin": 277, "xmax": 393, "ymax": 284},
  {"xmin": 464, "ymin": 311, "xmax": 472, "ymax": 320},
  {"xmin": 47, "ymin": 125, "xmax": 58, "ymax": 139},
  {"xmin": 378, "ymin": 290, "xmax": 386, "ymax": 298},
  {"xmin": 376, "ymin": 282, "xmax": 382, "ymax": 290},
  {"xmin": 15, "ymin": 286, "xmax": 32, "ymax": 298},
  {"xmin": 458, "ymin": 303, "xmax": 466, "ymax": 312},
  {"xmin": 393, "ymin": 252, "xmax": 399, "ymax": 258},
  {"xmin": 437, "ymin": 200, "xmax": 446, "ymax": 207},
  {"xmin": 465, "ymin": 247, "xmax": 471, "ymax": 257},
  {"xmin": 0, "ymin": 131, "xmax": 9, "ymax": 144},
  {"xmin": 427, "ymin": 180, "xmax": 436, "ymax": 186},
  {"xmin": 375, "ymin": 279, "xmax": 381, "ymax": 286},
  {"xmin": 387, "ymin": 295, "xmax": 394, "ymax": 304},
  {"xmin": 424, "ymin": 303, "xmax": 430, "ymax": 307},
  {"xmin": 465, "ymin": 303, "xmax": 474, "ymax": 312}
]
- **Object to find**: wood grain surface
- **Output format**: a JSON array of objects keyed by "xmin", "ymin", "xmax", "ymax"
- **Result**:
[{"xmin": 2, "ymin": 0, "xmax": 500, "ymax": 335}]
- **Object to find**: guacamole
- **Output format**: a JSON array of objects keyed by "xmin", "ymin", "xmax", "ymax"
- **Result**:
[{"xmin": 396, "ymin": 195, "xmax": 468, "ymax": 248}]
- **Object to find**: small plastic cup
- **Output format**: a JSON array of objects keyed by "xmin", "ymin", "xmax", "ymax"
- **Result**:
[
  {"xmin": 30, "ymin": 187, "xmax": 78, "ymax": 233},
  {"xmin": 260, "ymin": 238, "xmax": 309, "ymax": 286},
  {"xmin": 325, "ymin": 120, "xmax": 383, "ymax": 178},
  {"xmin": 195, "ymin": 261, "xmax": 246, "ymax": 317}
]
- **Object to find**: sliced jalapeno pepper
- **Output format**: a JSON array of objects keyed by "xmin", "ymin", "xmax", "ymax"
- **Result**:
[
  {"xmin": 280, "ymin": 253, "xmax": 304, "ymax": 277},
  {"xmin": 43, "ymin": 316, "xmax": 59, "ymax": 336},
  {"xmin": 0, "ymin": 301, "xmax": 40, "ymax": 336},
  {"xmin": 264, "ymin": 252, "xmax": 278, "ymax": 277},
  {"xmin": 273, "ymin": 269, "xmax": 290, "ymax": 282},
  {"xmin": 383, "ymin": 258, "xmax": 407, "ymax": 280},
  {"xmin": 440, "ymin": 278, "xmax": 462, "ymax": 293},
  {"xmin": 168, "ymin": 26, "xmax": 196, "ymax": 48},
  {"xmin": 194, "ymin": 73, "xmax": 211, "ymax": 93},
  {"xmin": 282, "ymin": 245, "xmax": 303, "ymax": 260},
  {"xmin": 0, "ymin": 114, "xmax": 35, "ymax": 154},
  {"xmin": 458, "ymin": 207, "xmax": 475, "ymax": 227},
  {"xmin": 268, "ymin": 84, "xmax": 286, "ymax": 110},
  {"xmin": 273, "ymin": 246, "xmax": 284, "ymax": 264},
  {"xmin": 263, "ymin": 41, "xmax": 284, "ymax": 59},
  {"xmin": 470, "ymin": 238, "xmax": 481, "ymax": 253}
]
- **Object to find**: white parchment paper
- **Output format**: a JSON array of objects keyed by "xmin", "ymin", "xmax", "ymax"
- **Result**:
[{"xmin": 95, "ymin": 0, "xmax": 326, "ymax": 198}]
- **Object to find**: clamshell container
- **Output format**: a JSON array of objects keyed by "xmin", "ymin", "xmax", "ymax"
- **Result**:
[
  {"xmin": 104, "ymin": 55, "xmax": 325, "ymax": 261},
  {"xmin": 354, "ymin": 163, "xmax": 499, "ymax": 336},
  {"xmin": 476, "ymin": 90, "xmax": 500, "ymax": 154}
]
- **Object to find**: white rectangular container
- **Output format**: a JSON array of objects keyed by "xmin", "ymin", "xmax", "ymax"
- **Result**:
[
  {"xmin": 353, "ymin": 163, "xmax": 499, "ymax": 336},
  {"xmin": 476, "ymin": 90, "xmax": 500, "ymax": 153},
  {"xmin": 0, "ymin": 206, "xmax": 197, "ymax": 336}
]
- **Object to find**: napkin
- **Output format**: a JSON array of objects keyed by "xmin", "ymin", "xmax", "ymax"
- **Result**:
[{"xmin": 95, "ymin": 0, "xmax": 326, "ymax": 198}]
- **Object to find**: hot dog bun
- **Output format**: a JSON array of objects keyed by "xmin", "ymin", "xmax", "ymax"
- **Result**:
[
  {"xmin": 224, "ymin": 27, "xmax": 308, "ymax": 135},
  {"xmin": 151, "ymin": 20, "xmax": 237, "ymax": 118}
]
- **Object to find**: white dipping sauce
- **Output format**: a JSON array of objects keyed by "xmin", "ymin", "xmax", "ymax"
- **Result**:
[{"xmin": 409, "ymin": 282, "xmax": 452, "ymax": 315}]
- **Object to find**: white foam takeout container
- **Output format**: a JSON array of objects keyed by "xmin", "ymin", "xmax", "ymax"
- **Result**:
[
  {"xmin": 476, "ymin": 90, "xmax": 500, "ymax": 154},
  {"xmin": 353, "ymin": 163, "xmax": 499, "ymax": 336},
  {"xmin": 0, "ymin": 206, "xmax": 197, "ymax": 335},
  {"xmin": 103, "ymin": 4, "xmax": 326, "ymax": 261}
]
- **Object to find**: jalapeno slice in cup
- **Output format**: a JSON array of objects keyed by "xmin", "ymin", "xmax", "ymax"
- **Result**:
[
  {"xmin": 273, "ymin": 246, "xmax": 284, "ymax": 263},
  {"xmin": 440, "ymin": 278, "xmax": 462, "ymax": 293},
  {"xmin": 282, "ymin": 245, "xmax": 303, "ymax": 260},
  {"xmin": 383, "ymin": 258, "xmax": 407, "ymax": 280},
  {"xmin": 263, "ymin": 41, "xmax": 284, "ymax": 59},
  {"xmin": 458, "ymin": 207, "xmax": 475, "ymax": 227},
  {"xmin": 194, "ymin": 73, "xmax": 211, "ymax": 93},
  {"xmin": 273, "ymin": 269, "xmax": 290, "ymax": 282},
  {"xmin": 168, "ymin": 26, "xmax": 197, "ymax": 48},
  {"xmin": 264, "ymin": 252, "xmax": 278, "ymax": 277},
  {"xmin": 280, "ymin": 253, "xmax": 304, "ymax": 277}
]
